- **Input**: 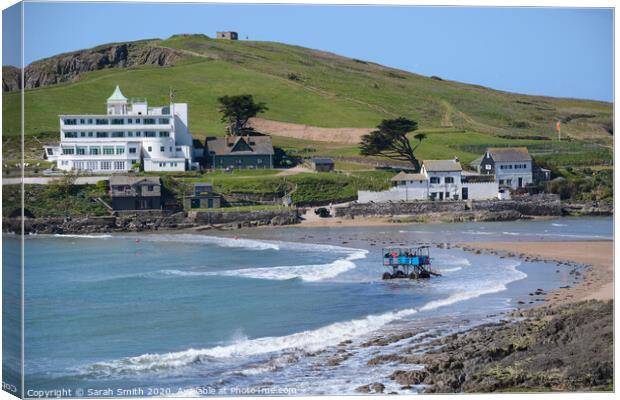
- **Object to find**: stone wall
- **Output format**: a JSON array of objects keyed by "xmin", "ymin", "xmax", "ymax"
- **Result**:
[
  {"xmin": 4, "ymin": 209, "xmax": 300, "ymax": 234},
  {"xmin": 335, "ymin": 194, "xmax": 562, "ymax": 218},
  {"xmin": 189, "ymin": 209, "xmax": 299, "ymax": 228}
]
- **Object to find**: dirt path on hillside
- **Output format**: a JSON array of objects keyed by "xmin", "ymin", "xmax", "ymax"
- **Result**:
[{"xmin": 249, "ymin": 118, "xmax": 373, "ymax": 144}]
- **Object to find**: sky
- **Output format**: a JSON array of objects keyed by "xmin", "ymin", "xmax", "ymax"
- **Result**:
[{"xmin": 2, "ymin": 1, "xmax": 614, "ymax": 102}]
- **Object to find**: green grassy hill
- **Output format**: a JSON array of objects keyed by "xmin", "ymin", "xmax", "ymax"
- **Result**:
[{"xmin": 2, "ymin": 34, "xmax": 613, "ymax": 167}]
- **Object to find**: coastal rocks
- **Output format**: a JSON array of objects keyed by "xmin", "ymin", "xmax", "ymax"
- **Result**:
[
  {"xmin": 384, "ymin": 300, "xmax": 613, "ymax": 393},
  {"xmin": 561, "ymin": 201, "xmax": 613, "ymax": 216},
  {"xmin": 355, "ymin": 383, "xmax": 385, "ymax": 394},
  {"xmin": 390, "ymin": 369, "xmax": 429, "ymax": 386}
]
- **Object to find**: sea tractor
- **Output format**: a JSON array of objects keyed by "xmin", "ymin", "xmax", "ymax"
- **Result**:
[{"xmin": 382, "ymin": 245, "xmax": 442, "ymax": 280}]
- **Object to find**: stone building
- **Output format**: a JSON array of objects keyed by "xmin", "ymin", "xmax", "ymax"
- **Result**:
[{"xmin": 216, "ymin": 31, "xmax": 238, "ymax": 40}]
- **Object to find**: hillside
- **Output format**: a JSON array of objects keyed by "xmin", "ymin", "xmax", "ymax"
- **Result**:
[{"xmin": 2, "ymin": 34, "xmax": 613, "ymax": 166}]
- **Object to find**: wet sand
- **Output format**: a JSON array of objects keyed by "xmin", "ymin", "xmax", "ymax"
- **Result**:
[{"xmin": 463, "ymin": 241, "xmax": 613, "ymax": 306}]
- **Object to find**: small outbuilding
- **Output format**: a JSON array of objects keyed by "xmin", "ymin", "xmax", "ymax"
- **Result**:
[
  {"xmin": 310, "ymin": 157, "xmax": 335, "ymax": 172},
  {"xmin": 109, "ymin": 175, "xmax": 162, "ymax": 210},
  {"xmin": 183, "ymin": 182, "xmax": 222, "ymax": 209}
]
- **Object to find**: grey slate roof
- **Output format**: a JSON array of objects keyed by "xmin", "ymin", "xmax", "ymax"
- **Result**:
[
  {"xmin": 487, "ymin": 147, "xmax": 532, "ymax": 162},
  {"xmin": 391, "ymin": 171, "xmax": 427, "ymax": 181},
  {"xmin": 422, "ymin": 159, "xmax": 462, "ymax": 172},
  {"xmin": 206, "ymin": 135, "xmax": 275, "ymax": 156},
  {"xmin": 311, "ymin": 158, "xmax": 334, "ymax": 164},
  {"xmin": 109, "ymin": 175, "xmax": 161, "ymax": 186}
]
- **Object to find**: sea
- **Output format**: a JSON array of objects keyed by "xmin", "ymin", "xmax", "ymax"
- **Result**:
[{"xmin": 2, "ymin": 216, "xmax": 613, "ymax": 396}]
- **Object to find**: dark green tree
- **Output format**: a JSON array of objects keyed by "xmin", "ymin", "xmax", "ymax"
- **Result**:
[
  {"xmin": 217, "ymin": 94, "xmax": 268, "ymax": 135},
  {"xmin": 360, "ymin": 117, "xmax": 424, "ymax": 171}
]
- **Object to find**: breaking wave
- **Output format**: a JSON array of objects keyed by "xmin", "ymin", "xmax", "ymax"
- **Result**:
[
  {"xmin": 81, "ymin": 261, "xmax": 526, "ymax": 378},
  {"xmin": 151, "ymin": 248, "xmax": 367, "ymax": 282}
]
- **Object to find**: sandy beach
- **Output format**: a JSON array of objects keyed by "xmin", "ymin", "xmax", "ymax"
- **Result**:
[{"xmin": 462, "ymin": 241, "xmax": 613, "ymax": 306}]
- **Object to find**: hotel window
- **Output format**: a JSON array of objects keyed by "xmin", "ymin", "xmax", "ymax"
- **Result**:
[
  {"xmin": 101, "ymin": 161, "xmax": 112, "ymax": 170},
  {"xmin": 103, "ymin": 147, "xmax": 115, "ymax": 155},
  {"xmin": 89, "ymin": 147, "xmax": 100, "ymax": 155},
  {"xmin": 160, "ymin": 146, "xmax": 165, "ymax": 152},
  {"xmin": 61, "ymin": 161, "xmax": 69, "ymax": 166},
  {"xmin": 76, "ymin": 147, "xmax": 86, "ymax": 155},
  {"xmin": 135, "ymin": 119, "xmax": 141, "ymax": 124},
  {"xmin": 114, "ymin": 161, "xmax": 125, "ymax": 170},
  {"xmin": 135, "ymin": 131, "xmax": 142, "ymax": 137},
  {"xmin": 148, "ymin": 146, "xmax": 152, "ymax": 152},
  {"xmin": 131, "ymin": 159, "xmax": 137, "ymax": 164},
  {"xmin": 87, "ymin": 161, "xmax": 97, "ymax": 170},
  {"xmin": 64, "ymin": 132, "xmax": 78, "ymax": 138},
  {"xmin": 169, "ymin": 146, "xmax": 173, "ymax": 152},
  {"xmin": 127, "ymin": 132, "xmax": 134, "ymax": 137},
  {"xmin": 88, "ymin": 119, "xmax": 93, "ymax": 124},
  {"xmin": 74, "ymin": 161, "xmax": 85, "ymax": 170},
  {"xmin": 127, "ymin": 118, "xmax": 133, "ymax": 124},
  {"xmin": 145, "ymin": 131, "xmax": 156, "ymax": 137},
  {"xmin": 144, "ymin": 118, "xmax": 156, "ymax": 125},
  {"xmin": 46, "ymin": 149, "xmax": 54, "ymax": 155},
  {"xmin": 88, "ymin": 132, "xmax": 94, "ymax": 137},
  {"xmin": 111, "ymin": 132, "xmax": 124, "ymax": 138},
  {"xmin": 159, "ymin": 131, "xmax": 169, "ymax": 137},
  {"xmin": 159, "ymin": 118, "xmax": 169, "ymax": 124},
  {"xmin": 64, "ymin": 119, "xmax": 77, "ymax": 125},
  {"xmin": 445, "ymin": 177, "xmax": 454, "ymax": 183},
  {"xmin": 129, "ymin": 148, "xmax": 137, "ymax": 154},
  {"xmin": 147, "ymin": 185, "xmax": 154, "ymax": 191},
  {"xmin": 80, "ymin": 132, "xmax": 86, "ymax": 137},
  {"xmin": 96, "ymin": 132, "xmax": 109, "ymax": 138},
  {"xmin": 79, "ymin": 119, "xmax": 85, "ymax": 124},
  {"xmin": 95, "ymin": 119, "xmax": 108, "ymax": 125},
  {"xmin": 111, "ymin": 119, "xmax": 124, "ymax": 125},
  {"xmin": 159, "ymin": 162, "xmax": 165, "ymax": 167},
  {"xmin": 62, "ymin": 148, "xmax": 75, "ymax": 155},
  {"xmin": 116, "ymin": 147, "xmax": 125, "ymax": 155},
  {"xmin": 175, "ymin": 147, "xmax": 181, "ymax": 152},
  {"xmin": 430, "ymin": 177, "xmax": 440, "ymax": 184}
]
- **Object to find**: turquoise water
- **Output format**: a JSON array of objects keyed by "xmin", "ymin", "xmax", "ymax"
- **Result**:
[{"xmin": 4, "ymin": 217, "xmax": 612, "ymax": 395}]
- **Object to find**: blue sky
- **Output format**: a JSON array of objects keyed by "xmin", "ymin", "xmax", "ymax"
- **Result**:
[{"xmin": 2, "ymin": 2, "xmax": 614, "ymax": 101}]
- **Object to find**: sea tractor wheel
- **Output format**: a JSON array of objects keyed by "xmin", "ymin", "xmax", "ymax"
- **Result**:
[
  {"xmin": 409, "ymin": 272, "xmax": 419, "ymax": 280},
  {"xmin": 382, "ymin": 272, "xmax": 393, "ymax": 280}
]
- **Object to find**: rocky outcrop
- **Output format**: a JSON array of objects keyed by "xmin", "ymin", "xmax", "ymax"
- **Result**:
[
  {"xmin": 561, "ymin": 201, "xmax": 613, "ymax": 216},
  {"xmin": 375, "ymin": 300, "xmax": 613, "ymax": 393},
  {"xmin": 3, "ymin": 43, "xmax": 185, "ymax": 91}
]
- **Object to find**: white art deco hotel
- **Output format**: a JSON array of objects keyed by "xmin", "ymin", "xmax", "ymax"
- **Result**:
[{"xmin": 45, "ymin": 86, "xmax": 196, "ymax": 172}]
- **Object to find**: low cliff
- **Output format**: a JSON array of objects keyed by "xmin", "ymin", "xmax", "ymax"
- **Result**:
[{"xmin": 3, "ymin": 42, "xmax": 185, "ymax": 91}]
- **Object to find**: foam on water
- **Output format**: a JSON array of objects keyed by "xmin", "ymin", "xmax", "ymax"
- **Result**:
[
  {"xmin": 81, "ymin": 260, "xmax": 526, "ymax": 378},
  {"xmin": 53, "ymin": 234, "xmax": 113, "ymax": 239}
]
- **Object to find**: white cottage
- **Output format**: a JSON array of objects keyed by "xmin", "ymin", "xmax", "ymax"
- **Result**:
[
  {"xmin": 45, "ymin": 86, "xmax": 196, "ymax": 172},
  {"xmin": 476, "ymin": 147, "xmax": 533, "ymax": 189}
]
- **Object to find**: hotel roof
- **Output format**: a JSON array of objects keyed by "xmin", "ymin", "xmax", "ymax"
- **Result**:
[{"xmin": 107, "ymin": 85, "xmax": 128, "ymax": 102}]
